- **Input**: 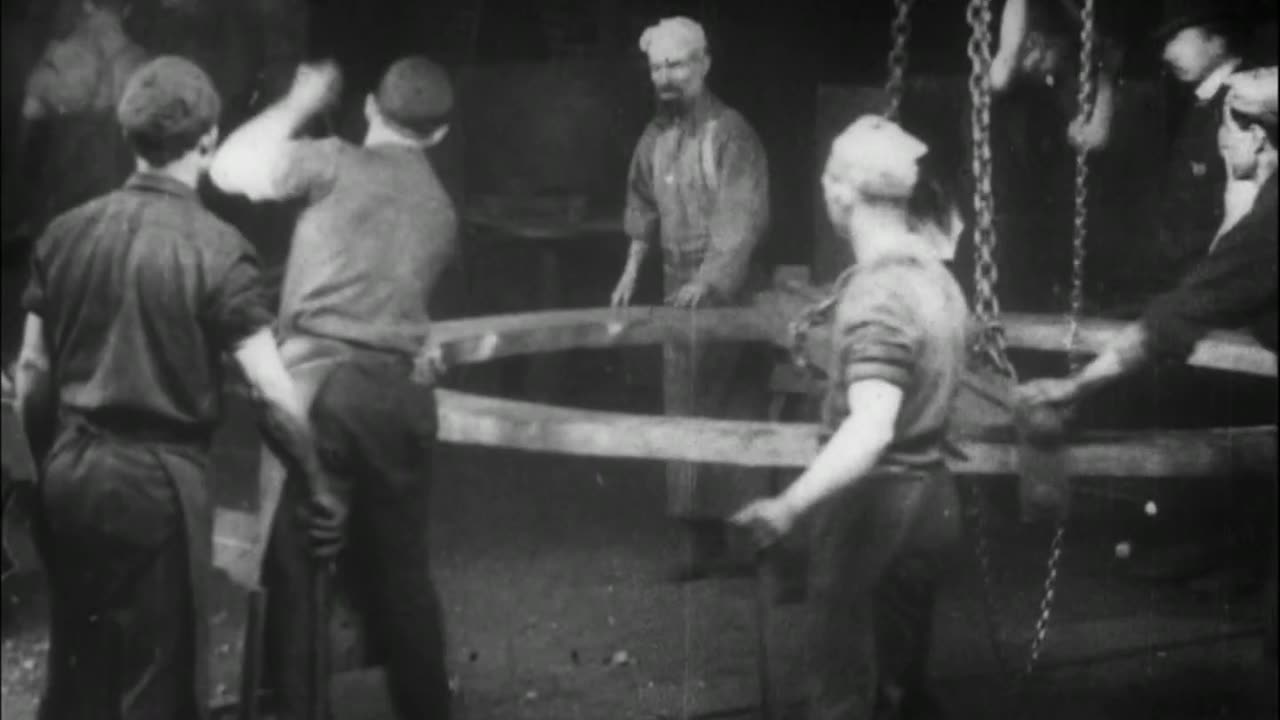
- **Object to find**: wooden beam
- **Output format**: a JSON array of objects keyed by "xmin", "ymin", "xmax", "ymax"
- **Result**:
[{"xmin": 435, "ymin": 388, "xmax": 1276, "ymax": 475}]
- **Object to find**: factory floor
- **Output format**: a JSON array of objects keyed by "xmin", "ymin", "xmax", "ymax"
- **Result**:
[{"xmin": 3, "ymin": 355, "xmax": 1276, "ymax": 720}]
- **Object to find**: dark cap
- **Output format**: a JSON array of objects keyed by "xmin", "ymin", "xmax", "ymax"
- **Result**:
[
  {"xmin": 374, "ymin": 56, "xmax": 453, "ymax": 138},
  {"xmin": 1152, "ymin": 0, "xmax": 1245, "ymax": 44},
  {"xmin": 116, "ymin": 56, "xmax": 221, "ymax": 141}
]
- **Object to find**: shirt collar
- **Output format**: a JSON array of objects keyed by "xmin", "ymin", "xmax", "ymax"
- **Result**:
[
  {"xmin": 1195, "ymin": 57, "xmax": 1242, "ymax": 103},
  {"xmin": 125, "ymin": 171, "xmax": 200, "ymax": 200}
]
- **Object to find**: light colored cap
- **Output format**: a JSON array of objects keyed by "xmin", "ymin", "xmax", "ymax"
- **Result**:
[
  {"xmin": 639, "ymin": 16, "xmax": 707, "ymax": 61},
  {"xmin": 828, "ymin": 115, "xmax": 928, "ymax": 200},
  {"xmin": 1226, "ymin": 66, "xmax": 1278, "ymax": 132}
]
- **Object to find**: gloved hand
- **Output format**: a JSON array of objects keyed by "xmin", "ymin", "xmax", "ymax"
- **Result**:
[{"xmin": 297, "ymin": 490, "xmax": 347, "ymax": 560}]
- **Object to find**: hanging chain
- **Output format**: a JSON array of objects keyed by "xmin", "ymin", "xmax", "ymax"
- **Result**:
[
  {"xmin": 966, "ymin": 0, "xmax": 1017, "ymax": 382},
  {"xmin": 1022, "ymin": 0, "xmax": 1098, "ymax": 680},
  {"xmin": 1065, "ymin": 0, "xmax": 1096, "ymax": 374},
  {"xmin": 789, "ymin": 0, "xmax": 916, "ymax": 369},
  {"xmin": 884, "ymin": 0, "xmax": 915, "ymax": 122}
]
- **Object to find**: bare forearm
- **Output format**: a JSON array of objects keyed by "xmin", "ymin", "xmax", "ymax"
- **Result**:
[
  {"xmin": 254, "ymin": 394, "xmax": 328, "ymax": 497},
  {"xmin": 779, "ymin": 415, "xmax": 892, "ymax": 516},
  {"xmin": 622, "ymin": 239, "xmax": 650, "ymax": 274},
  {"xmin": 210, "ymin": 97, "xmax": 314, "ymax": 199},
  {"xmin": 14, "ymin": 360, "xmax": 54, "ymax": 467},
  {"xmin": 1071, "ymin": 324, "xmax": 1148, "ymax": 399}
]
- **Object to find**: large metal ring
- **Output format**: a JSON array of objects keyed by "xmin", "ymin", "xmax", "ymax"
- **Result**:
[{"xmin": 425, "ymin": 291, "xmax": 1276, "ymax": 477}]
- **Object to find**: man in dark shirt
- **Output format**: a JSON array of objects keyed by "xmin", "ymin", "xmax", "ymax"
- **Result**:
[
  {"xmin": 211, "ymin": 56, "xmax": 458, "ymax": 719},
  {"xmin": 1150, "ymin": 0, "xmax": 1256, "ymax": 291},
  {"xmin": 734, "ymin": 117, "xmax": 967, "ymax": 720},
  {"xmin": 12, "ymin": 56, "xmax": 324, "ymax": 720},
  {"xmin": 1019, "ymin": 64, "xmax": 1277, "ymax": 696}
]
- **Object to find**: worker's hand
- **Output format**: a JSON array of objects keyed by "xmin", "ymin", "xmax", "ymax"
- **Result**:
[
  {"xmin": 1015, "ymin": 377, "xmax": 1081, "ymax": 409},
  {"xmin": 1067, "ymin": 116, "xmax": 1109, "ymax": 153},
  {"xmin": 731, "ymin": 497, "xmax": 799, "ymax": 549},
  {"xmin": 298, "ymin": 490, "xmax": 348, "ymax": 560},
  {"xmin": 667, "ymin": 281, "xmax": 713, "ymax": 309},
  {"xmin": 287, "ymin": 60, "xmax": 342, "ymax": 114},
  {"xmin": 610, "ymin": 268, "xmax": 638, "ymax": 308},
  {"xmin": 414, "ymin": 345, "xmax": 450, "ymax": 385}
]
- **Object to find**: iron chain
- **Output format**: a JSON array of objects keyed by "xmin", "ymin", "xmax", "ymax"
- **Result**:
[
  {"xmin": 884, "ymin": 0, "xmax": 915, "ymax": 121},
  {"xmin": 966, "ymin": 0, "xmax": 1017, "ymax": 381},
  {"xmin": 1065, "ymin": 0, "xmax": 1096, "ymax": 374}
]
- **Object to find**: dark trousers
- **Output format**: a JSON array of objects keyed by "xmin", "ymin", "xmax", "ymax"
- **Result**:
[
  {"xmin": 37, "ymin": 428, "xmax": 196, "ymax": 720},
  {"xmin": 264, "ymin": 357, "xmax": 450, "ymax": 719},
  {"xmin": 806, "ymin": 470, "xmax": 961, "ymax": 720}
]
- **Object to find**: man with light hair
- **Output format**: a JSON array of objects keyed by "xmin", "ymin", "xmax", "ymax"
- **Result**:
[
  {"xmin": 612, "ymin": 16, "xmax": 773, "ymax": 580},
  {"xmin": 735, "ymin": 116, "xmax": 965, "ymax": 720}
]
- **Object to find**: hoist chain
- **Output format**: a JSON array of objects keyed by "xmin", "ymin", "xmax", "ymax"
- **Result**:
[
  {"xmin": 884, "ymin": 0, "xmax": 915, "ymax": 121},
  {"xmin": 1065, "ymin": 0, "xmax": 1096, "ymax": 375},
  {"xmin": 965, "ymin": 0, "xmax": 1017, "ymax": 382},
  {"xmin": 1021, "ymin": 0, "xmax": 1097, "ymax": 680}
]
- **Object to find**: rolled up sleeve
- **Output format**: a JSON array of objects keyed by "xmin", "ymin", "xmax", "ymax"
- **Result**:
[
  {"xmin": 836, "ymin": 280, "xmax": 921, "ymax": 390},
  {"xmin": 695, "ymin": 116, "xmax": 770, "ymax": 298},
  {"xmin": 272, "ymin": 137, "xmax": 342, "ymax": 202},
  {"xmin": 204, "ymin": 232, "xmax": 275, "ymax": 350}
]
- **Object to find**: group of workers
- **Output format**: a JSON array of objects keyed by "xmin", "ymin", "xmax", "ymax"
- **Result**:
[{"xmin": 6, "ymin": 1, "xmax": 1277, "ymax": 719}]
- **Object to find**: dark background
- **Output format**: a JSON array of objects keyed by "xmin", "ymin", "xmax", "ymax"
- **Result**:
[{"xmin": 2, "ymin": 0, "xmax": 1279, "ymax": 350}]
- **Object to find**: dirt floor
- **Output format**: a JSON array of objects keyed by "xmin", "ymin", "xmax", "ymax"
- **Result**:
[{"xmin": 3, "ymin": 354, "xmax": 1278, "ymax": 719}]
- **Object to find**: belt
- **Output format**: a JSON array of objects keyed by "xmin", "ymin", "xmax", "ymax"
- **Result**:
[{"xmin": 58, "ymin": 408, "xmax": 212, "ymax": 448}]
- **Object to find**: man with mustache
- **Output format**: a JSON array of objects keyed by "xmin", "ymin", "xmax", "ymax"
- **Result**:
[{"xmin": 612, "ymin": 16, "xmax": 773, "ymax": 581}]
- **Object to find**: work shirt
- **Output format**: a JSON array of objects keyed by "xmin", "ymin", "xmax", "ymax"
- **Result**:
[
  {"xmin": 274, "ymin": 139, "xmax": 458, "ymax": 357},
  {"xmin": 823, "ymin": 252, "xmax": 970, "ymax": 472},
  {"xmin": 21, "ymin": 172, "xmax": 273, "ymax": 439},
  {"xmin": 624, "ymin": 92, "xmax": 769, "ymax": 299},
  {"xmin": 1142, "ymin": 172, "xmax": 1278, "ymax": 358}
]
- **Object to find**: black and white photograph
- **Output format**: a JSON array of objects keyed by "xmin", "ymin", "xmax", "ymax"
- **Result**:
[{"xmin": 1, "ymin": 0, "xmax": 1277, "ymax": 718}]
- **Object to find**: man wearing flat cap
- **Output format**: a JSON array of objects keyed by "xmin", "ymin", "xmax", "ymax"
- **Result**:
[
  {"xmin": 1150, "ymin": 0, "xmax": 1261, "ymax": 290},
  {"xmin": 612, "ymin": 16, "xmax": 773, "ymax": 580},
  {"xmin": 12, "ymin": 56, "xmax": 324, "ymax": 719},
  {"xmin": 735, "ymin": 116, "xmax": 965, "ymax": 720},
  {"xmin": 1020, "ymin": 66, "xmax": 1278, "ymax": 698},
  {"xmin": 211, "ymin": 56, "xmax": 459, "ymax": 719}
]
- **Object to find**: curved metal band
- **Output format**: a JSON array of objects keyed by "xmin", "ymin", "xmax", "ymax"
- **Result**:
[{"xmin": 426, "ymin": 298, "xmax": 1276, "ymax": 475}]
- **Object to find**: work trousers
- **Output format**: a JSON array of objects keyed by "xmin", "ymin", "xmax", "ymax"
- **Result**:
[
  {"xmin": 806, "ymin": 469, "xmax": 961, "ymax": 720},
  {"xmin": 264, "ymin": 356, "xmax": 451, "ymax": 719},
  {"xmin": 36, "ymin": 425, "xmax": 198, "ymax": 720}
]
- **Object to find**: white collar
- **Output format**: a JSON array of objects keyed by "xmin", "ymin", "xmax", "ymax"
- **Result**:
[{"xmin": 1195, "ymin": 57, "xmax": 1242, "ymax": 102}]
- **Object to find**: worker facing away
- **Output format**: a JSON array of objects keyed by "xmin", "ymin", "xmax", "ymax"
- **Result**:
[
  {"xmin": 13, "ymin": 55, "xmax": 325, "ymax": 720},
  {"xmin": 613, "ymin": 15, "xmax": 775, "ymax": 582},
  {"xmin": 210, "ymin": 55, "xmax": 459, "ymax": 720},
  {"xmin": 734, "ymin": 115, "xmax": 967, "ymax": 720}
]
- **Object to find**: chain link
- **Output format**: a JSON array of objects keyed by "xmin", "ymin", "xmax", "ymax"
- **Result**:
[
  {"xmin": 966, "ymin": 0, "xmax": 1017, "ymax": 382},
  {"xmin": 884, "ymin": 0, "xmax": 915, "ymax": 121},
  {"xmin": 1065, "ymin": 0, "xmax": 1096, "ymax": 374}
]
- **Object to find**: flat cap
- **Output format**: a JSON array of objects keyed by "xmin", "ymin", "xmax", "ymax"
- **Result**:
[
  {"xmin": 1226, "ymin": 66, "xmax": 1278, "ymax": 131},
  {"xmin": 639, "ymin": 16, "xmax": 707, "ymax": 60},
  {"xmin": 1152, "ymin": 0, "xmax": 1244, "ymax": 43},
  {"xmin": 116, "ymin": 56, "xmax": 221, "ymax": 139},
  {"xmin": 828, "ymin": 115, "xmax": 928, "ymax": 200},
  {"xmin": 375, "ymin": 56, "xmax": 453, "ymax": 137}
]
